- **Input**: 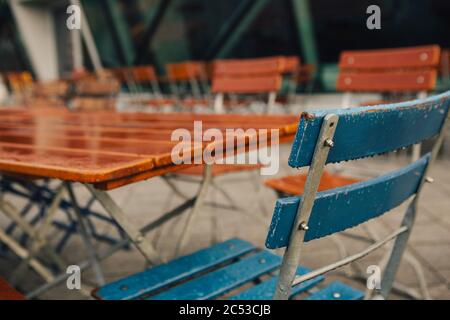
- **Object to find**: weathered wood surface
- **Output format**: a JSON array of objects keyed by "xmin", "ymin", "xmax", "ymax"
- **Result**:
[{"xmin": 0, "ymin": 108, "xmax": 298, "ymax": 189}]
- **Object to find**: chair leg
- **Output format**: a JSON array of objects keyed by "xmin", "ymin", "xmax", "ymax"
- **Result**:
[
  {"xmin": 65, "ymin": 183, "xmax": 105, "ymax": 286},
  {"xmin": 174, "ymin": 164, "xmax": 213, "ymax": 256},
  {"xmin": 378, "ymin": 201, "xmax": 417, "ymax": 298},
  {"xmin": 85, "ymin": 184, "xmax": 163, "ymax": 266},
  {"xmin": 8, "ymin": 184, "xmax": 65, "ymax": 285}
]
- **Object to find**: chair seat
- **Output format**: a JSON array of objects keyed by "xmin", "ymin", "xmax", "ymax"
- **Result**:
[
  {"xmin": 265, "ymin": 171, "xmax": 361, "ymax": 196},
  {"xmin": 93, "ymin": 238, "xmax": 363, "ymax": 300},
  {"xmin": 176, "ymin": 164, "xmax": 262, "ymax": 177}
]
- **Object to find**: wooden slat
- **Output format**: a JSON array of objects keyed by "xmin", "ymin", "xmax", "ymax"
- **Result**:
[
  {"xmin": 266, "ymin": 154, "xmax": 429, "ymax": 248},
  {"xmin": 229, "ymin": 265, "xmax": 323, "ymax": 300},
  {"xmin": 0, "ymin": 110, "xmax": 298, "ymax": 188},
  {"xmin": 213, "ymin": 56, "xmax": 287, "ymax": 77},
  {"xmin": 264, "ymin": 171, "xmax": 360, "ymax": 196},
  {"xmin": 212, "ymin": 76, "xmax": 282, "ymax": 94},
  {"xmin": 288, "ymin": 92, "xmax": 450, "ymax": 168},
  {"xmin": 339, "ymin": 45, "xmax": 441, "ymax": 70},
  {"xmin": 336, "ymin": 70, "xmax": 437, "ymax": 92},
  {"xmin": 149, "ymin": 251, "xmax": 282, "ymax": 300},
  {"xmin": 166, "ymin": 61, "xmax": 207, "ymax": 81},
  {"xmin": 94, "ymin": 238, "xmax": 254, "ymax": 300},
  {"xmin": 305, "ymin": 281, "xmax": 364, "ymax": 300}
]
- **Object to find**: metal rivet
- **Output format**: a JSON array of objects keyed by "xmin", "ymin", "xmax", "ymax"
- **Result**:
[
  {"xmin": 417, "ymin": 76, "xmax": 425, "ymax": 84},
  {"xmin": 324, "ymin": 139, "xmax": 334, "ymax": 148},
  {"xmin": 299, "ymin": 222, "xmax": 309, "ymax": 231},
  {"xmin": 344, "ymin": 77, "xmax": 352, "ymax": 85},
  {"xmin": 425, "ymin": 176, "xmax": 434, "ymax": 183},
  {"xmin": 333, "ymin": 292, "xmax": 341, "ymax": 299},
  {"xmin": 420, "ymin": 53, "xmax": 428, "ymax": 61},
  {"xmin": 347, "ymin": 57, "xmax": 355, "ymax": 64},
  {"xmin": 120, "ymin": 285, "xmax": 129, "ymax": 291},
  {"xmin": 259, "ymin": 258, "xmax": 266, "ymax": 264},
  {"xmin": 228, "ymin": 244, "xmax": 235, "ymax": 249},
  {"xmin": 135, "ymin": 235, "xmax": 144, "ymax": 243}
]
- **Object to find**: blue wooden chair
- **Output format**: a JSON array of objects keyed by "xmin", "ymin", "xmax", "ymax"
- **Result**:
[{"xmin": 93, "ymin": 91, "xmax": 450, "ymax": 300}]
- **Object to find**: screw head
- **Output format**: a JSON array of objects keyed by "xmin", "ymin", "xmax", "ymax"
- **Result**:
[
  {"xmin": 299, "ymin": 222, "xmax": 309, "ymax": 231},
  {"xmin": 259, "ymin": 258, "xmax": 266, "ymax": 264},
  {"xmin": 135, "ymin": 235, "xmax": 144, "ymax": 243},
  {"xmin": 324, "ymin": 139, "xmax": 334, "ymax": 148},
  {"xmin": 333, "ymin": 292, "xmax": 341, "ymax": 299},
  {"xmin": 425, "ymin": 176, "xmax": 434, "ymax": 183}
]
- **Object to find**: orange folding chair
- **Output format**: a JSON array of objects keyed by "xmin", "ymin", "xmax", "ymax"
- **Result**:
[
  {"xmin": 166, "ymin": 61, "xmax": 210, "ymax": 109},
  {"xmin": 211, "ymin": 56, "xmax": 286, "ymax": 113},
  {"xmin": 71, "ymin": 77, "xmax": 120, "ymax": 111}
]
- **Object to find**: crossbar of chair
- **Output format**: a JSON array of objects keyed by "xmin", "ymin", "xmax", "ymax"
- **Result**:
[{"xmin": 292, "ymin": 226, "xmax": 408, "ymax": 287}]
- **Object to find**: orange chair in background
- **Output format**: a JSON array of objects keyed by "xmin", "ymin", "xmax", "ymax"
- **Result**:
[{"xmin": 265, "ymin": 45, "xmax": 441, "ymax": 199}]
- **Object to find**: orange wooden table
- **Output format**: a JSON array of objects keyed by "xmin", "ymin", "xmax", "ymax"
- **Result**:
[
  {"xmin": 0, "ymin": 108, "xmax": 298, "ymax": 188},
  {"xmin": 0, "ymin": 107, "xmax": 299, "ymax": 296}
]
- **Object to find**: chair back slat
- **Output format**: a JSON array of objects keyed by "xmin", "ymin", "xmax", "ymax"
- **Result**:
[
  {"xmin": 75, "ymin": 79, "xmax": 120, "ymax": 96},
  {"xmin": 337, "ymin": 70, "xmax": 437, "ymax": 92},
  {"xmin": 288, "ymin": 92, "xmax": 450, "ymax": 168},
  {"xmin": 212, "ymin": 76, "xmax": 282, "ymax": 94},
  {"xmin": 266, "ymin": 154, "xmax": 430, "ymax": 248},
  {"xmin": 166, "ymin": 61, "xmax": 207, "ymax": 81},
  {"xmin": 283, "ymin": 56, "xmax": 300, "ymax": 73},
  {"xmin": 130, "ymin": 66, "xmax": 158, "ymax": 82},
  {"xmin": 213, "ymin": 56, "xmax": 286, "ymax": 77},
  {"xmin": 337, "ymin": 45, "xmax": 441, "ymax": 92},
  {"xmin": 32, "ymin": 81, "xmax": 69, "ymax": 97}
]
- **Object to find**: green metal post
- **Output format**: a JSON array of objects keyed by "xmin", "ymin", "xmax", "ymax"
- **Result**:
[
  {"xmin": 103, "ymin": 0, "xmax": 135, "ymax": 65},
  {"xmin": 206, "ymin": 0, "xmax": 270, "ymax": 60},
  {"xmin": 291, "ymin": 0, "xmax": 319, "ymax": 66}
]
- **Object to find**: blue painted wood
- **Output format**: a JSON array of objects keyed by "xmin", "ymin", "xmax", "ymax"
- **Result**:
[
  {"xmin": 289, "ymin": 91, "xmax": 450, "ymax": 168},
  {"xmin": 95, "ymin": 238, "xmax": 254, "ymax": 300},
  {"xmin": 305, "ymin": 281, "xmax": 364, "ymax": 300},
  {"xmin": 149, "ymin": 251, "xmax": 282, "ymax": 300},
  {"xmin": 266, "ymin": 154, "xmax": 429, "ymax": 248},
  {"xmin": 229, "ymin": 266, "xmax": 324, "ymax": 300}
]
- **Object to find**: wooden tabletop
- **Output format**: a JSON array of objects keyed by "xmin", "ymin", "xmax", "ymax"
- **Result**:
[{"xmin": 0, "ymin": 108, "xmax": 299, "ymax": 190}]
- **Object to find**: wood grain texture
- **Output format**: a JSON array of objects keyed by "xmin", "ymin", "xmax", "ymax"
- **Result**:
[
  {"xmin": 339, "ymin": 45, "xmax": 441, "ymax": 70},
  {"xmin": 0, "ymin": 109, "xmax": 298, "ymax": 189},
  {"xmin": 337, "ymin": 45, "xmax": 441, "ymax": 92},
  {"xmin": 264, "ymin": 171, "xmax": 360, "ymax": 196}
]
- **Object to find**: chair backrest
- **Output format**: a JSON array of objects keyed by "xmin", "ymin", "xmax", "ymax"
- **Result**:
[
  {"xmin": 74, "ymin": 78, "xmax": 120, "ymax": 96},
  {"xmin": 211, "ymin": 56, "xmax": 286, "ymax": 94},
  {"xmin": 268, "ymin": 92, "xmax": 449, "ymax": 245},
  {"xmin": 265, "ymin": 91, "xmax": 450, "ymax": 299},
  {"xmin": 72, "ymin": 78, "xmax": 120, "ymax": 111},
  {"xmin": 337, "ymin": 45, "xmax": 441, "ymax": 92},
  {"xmin": 6, "ymin": 71, "xmax": 33, "ymax": 94},
  {"xmin": 31, "ymin": 80, "xmax": 69, "ymax": 98},
  {"xmin": 130, "ymin": 66, "xmax": 158, "ymax": 83},
  {"xmin": 166, "ymin": 61, "xmax": 207, "ymax": 82}
]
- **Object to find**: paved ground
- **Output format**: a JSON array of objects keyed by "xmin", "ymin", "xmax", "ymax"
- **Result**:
[{"xmin": 0, "ymin": 94, "xmax": 449, "ymax": 300}]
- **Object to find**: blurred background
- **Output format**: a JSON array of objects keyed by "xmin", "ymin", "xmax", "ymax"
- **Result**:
[{"xmin": 1, "ymin": 0, "xmax": 449, "ymax": 91}]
